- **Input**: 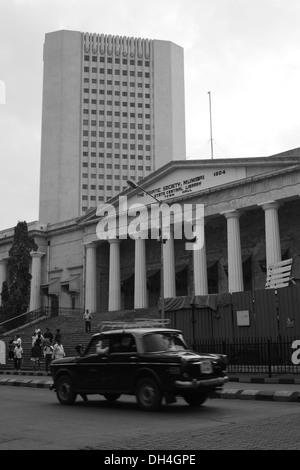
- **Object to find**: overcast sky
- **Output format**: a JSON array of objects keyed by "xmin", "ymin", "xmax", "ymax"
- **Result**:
[{"xmin": 1, "ymin": 0, "xmax": 300, "ymax": 231}]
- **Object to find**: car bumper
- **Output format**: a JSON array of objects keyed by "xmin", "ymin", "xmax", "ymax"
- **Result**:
[{"xmin": 175, "ymin": 376, "xmax": 228, "ymax": 389}]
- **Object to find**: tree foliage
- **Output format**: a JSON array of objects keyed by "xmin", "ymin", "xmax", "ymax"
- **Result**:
[{"xmin": 0, "ymin": 221, "xmax": 38, "ymax": 317}]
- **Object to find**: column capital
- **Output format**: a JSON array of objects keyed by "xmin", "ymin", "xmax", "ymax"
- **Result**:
[
  {"xmin": 257, "ymin": 201, "xmax": 280, "ymax": 211},
  {"xmin": 222, "ymin": 209, "xmax": 242, "ymax": 220},
  {"xmin": 84, "ymin": 242, "xmax": 98, "ymax": 249},
  {"xmin": 108, "ymin": 239, "xmax": 121, "ymax": 245},
  {"xmin": 30, "ymin": 251, "xmax": 45, "ymax": 259}
]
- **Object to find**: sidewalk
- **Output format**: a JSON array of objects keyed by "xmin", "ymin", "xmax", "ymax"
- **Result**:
[{"xmin": 1, "ymin": 369, "xmax": 299, "ymax": 402}]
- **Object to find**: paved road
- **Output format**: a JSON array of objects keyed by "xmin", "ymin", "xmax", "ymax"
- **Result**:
[{"xmin": 0, "ymin": 385, "xmax": 300, "ymax": 450}]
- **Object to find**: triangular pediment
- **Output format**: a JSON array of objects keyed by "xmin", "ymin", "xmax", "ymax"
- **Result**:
[{"xmin": 79, "ymin": 148, "xmax": 300, "ymax": 224}]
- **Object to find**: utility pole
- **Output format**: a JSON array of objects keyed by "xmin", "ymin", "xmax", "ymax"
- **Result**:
[{"xmin": 208, "ymin": 91, "xmax": 214, "ymax": 159}]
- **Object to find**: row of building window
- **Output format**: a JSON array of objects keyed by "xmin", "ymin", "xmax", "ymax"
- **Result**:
[
  {"xmin": 84, "ymin": 67, "xmax": 150, "ymax": 78},
  {"xmin": 84, "ymin": 56, "xmax": 150, "ymax": 67},
  {"xmin": 82, "ymin": 152, "xmax": 151, "ymax": 160},
  {"xmin": 83, "ymin": 120, "xmax": 151, "ymax": 132},
  {"xmin": 84, "ymin": 78, "xmax": 150, "ymax": 89},
  {"xmin": 82, "ymin": 108, "xmax": 151, "ymax": 119},
  {"xmin": 82, "ymin": 120, "xmax": 151, "ymax": 130},
  {"xmin": 83, "ymin": 98, "xmax": 151, "ymax": 108},
  {"xmin": 82, "ymin": 193, "xmax": 119, "ymax": 200},
  {"xmin": 83, "ymin": 155, "xmax": 149, "ymax": 163},
  {"xmin": 82, "ymin": 171, "xmax": 150, "ymax": 179},
  {"xmin": 84, "ymin": 89, "xmax": 150, "ymax": 99},
  {"xmin": 82, "ymin": 163, "xmax": 149, "ymax": 171},
  {"xmin": 82, "ymin": 141, "xmax": 151, "ymax": 150},
  {"xmin": 83, "ymin": 99, "xmax": 150, "ymax": 109},
  {"xmin": 83, "ymin": 131, "xmax": 151, "ymax": 139},
  {"xmin": 82, "ymin": 183, "xmax": 136, "ymax": 191}
]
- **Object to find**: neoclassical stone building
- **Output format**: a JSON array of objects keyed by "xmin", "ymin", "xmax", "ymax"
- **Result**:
[{"xmin": 1, "ymin": 148, "xmax": 300, "ymax": 315}]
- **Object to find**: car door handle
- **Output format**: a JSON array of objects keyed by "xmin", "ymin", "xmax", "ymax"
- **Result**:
[{"xmin": 130, "ymin": 356, "xmax": 138, "ymax": 360}]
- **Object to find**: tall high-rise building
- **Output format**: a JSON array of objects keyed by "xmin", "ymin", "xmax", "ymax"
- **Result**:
[{"xmin": 39, "ymin": 30, "xmax": 186, "ymax": 224}]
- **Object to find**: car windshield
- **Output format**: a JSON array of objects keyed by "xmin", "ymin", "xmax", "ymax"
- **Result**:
[{"xmin": 143, "ymin": 332, "xmax": 187, "ymax": 353}]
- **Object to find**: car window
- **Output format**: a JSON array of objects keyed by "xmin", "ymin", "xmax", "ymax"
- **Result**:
[
  {"xmin": 143, "ymin": 333, "xmax": 187, "ymax": 353},
  {"xmin": 86, "ymin": 336, "xmax": 110, "ymax": 355},
  {"xmin": 110, "ymin": 334, "xmax": 136, "ymax": 353}
]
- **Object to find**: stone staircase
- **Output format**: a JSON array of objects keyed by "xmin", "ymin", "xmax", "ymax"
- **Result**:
[{"xmin": 0, "ymin": 307, "xmax": 160, "ymax": 370}]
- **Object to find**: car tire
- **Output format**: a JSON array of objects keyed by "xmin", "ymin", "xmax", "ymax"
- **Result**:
[
  {"xmin": 136, "ymin": 377, "xmax": 162, "ymax": 411},
  {"xmin": 56, "ymin": 375, "xmax": 77, "ymax": 405},
  {"xmin": 103, "ymin": 393, "xmax": 121, "ymax": 402},
  {"xmin": 183, "ymin": 392, "xmax": 207, "ymax": 407}
]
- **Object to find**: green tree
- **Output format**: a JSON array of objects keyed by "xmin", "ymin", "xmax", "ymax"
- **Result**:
[
  {"xmin": 0, "ymin": 280, "xmax": 9, "ymax": 305},
  {"xmin": 0, "ymin": 280, "xmax": 9, "ymax": 317},
  {"xmin": 3, "ymin": 221, "xmax": 38, "ymax": 317}
]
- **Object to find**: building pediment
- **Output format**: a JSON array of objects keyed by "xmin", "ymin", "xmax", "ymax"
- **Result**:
[{"xmin": 78, "ymin": 149, "xmax": 300, "ymax": 225}]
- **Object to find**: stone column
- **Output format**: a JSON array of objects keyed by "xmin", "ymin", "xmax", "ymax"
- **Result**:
[
  {"xmin": 134, "ymin": 237, "xmax": 148, "ymax": 308},
  {"xmin": 163, "ymin": 231, "xmax": 176, "ymax": 298},
  {"xmin": 224, "ymin": 210, "xmax": 244, "ymax": 293},
  {"xmin": 0, "ymin": 259, "xmax": 8, "ymax": 306},
  {"xmin": 85, "ymin": 243, "xmax": 98, "ymax": 314},
  {"xmin": 108, "ymin": 239, "xmax": 121, "ymax": 311},
  {"xmin": 29, "ymin": 252, "xmax": 45, "ymax": 311},
  {"xmin": 259, "ymin": 201, "xmax": 281, "ymax": 267},
  {"xmin": 193, "ymin": 219, "xmax": 208, "ymax": 295}
]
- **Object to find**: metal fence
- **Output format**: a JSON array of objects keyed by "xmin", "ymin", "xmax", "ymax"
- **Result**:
[{"xmin": 193, "ymin": 336, "xmax": 300, "ymax": 377}]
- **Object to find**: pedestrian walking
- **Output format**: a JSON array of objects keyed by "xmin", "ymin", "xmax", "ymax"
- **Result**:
[
  {"xmin": 31, "ymin": 332, "xmax": 43, "ymax": 370},
  {"xmin": 83, "ymin": 309, "xmax": 92, "ymax": 333},
  {"xmin": 43, "ymin": 339, "xmax": 53, "ymax": 372},
  {"xmin": 43, "ymin": 327, "xmax": 54, "ymax": 343},
  {"xmin": 13, "ymin": 334, "xmax": 22, "ymax": 348},
  {"xmin": 52, "ymin": 339, "xmax": 65, "ymax": 360},
  {"xmin": 8, "ymin": 336, "xmax": 15, "ymax": 361},
  {"xmin": 34, "ymin": 325, "xmax": 41, "ymax": 335}
]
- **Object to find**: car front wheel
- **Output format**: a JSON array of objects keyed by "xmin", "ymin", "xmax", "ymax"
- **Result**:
[
  {"xmin": 56, "ymin": 375, "xmax": 77, "ymax": 405},
  {"xmin": 136, "ymin": 378, "xmax": 162, "ymax": 411},
  {"xmin": 183, "ymin": 392, "xmax": 208, "ymax": 407}
]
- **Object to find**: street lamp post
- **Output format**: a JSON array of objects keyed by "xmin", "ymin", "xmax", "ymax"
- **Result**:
[{"xmin": 127, "ymin": 179, "xmax": 166, "ymax": 319}]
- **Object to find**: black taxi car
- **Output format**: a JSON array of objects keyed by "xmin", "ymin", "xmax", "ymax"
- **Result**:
[{"xmin": 50, "ymin": 319, "xmax": 228, "ymax": 411}]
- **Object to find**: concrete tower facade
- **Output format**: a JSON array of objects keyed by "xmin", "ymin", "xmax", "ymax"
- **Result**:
[{"xmin": 39, "ymin": 30, "xmax": 186, "ymax": 224}]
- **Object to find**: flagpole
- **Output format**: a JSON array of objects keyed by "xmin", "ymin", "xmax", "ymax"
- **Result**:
[{"xmin": 208, "ymin": 91, "xmax": 213, "ymax": 159}]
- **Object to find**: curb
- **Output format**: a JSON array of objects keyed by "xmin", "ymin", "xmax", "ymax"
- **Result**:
[
  {"xmin": 229, "ymin": 377, "xmax": 300, "ymax": 385},
  {"xmin": 209, "ymin": 389, "xmax": 300, "ymax": 402},
  {"xmin": 0, "ymin": 377, "xmax": 53, "ymax": 389}
]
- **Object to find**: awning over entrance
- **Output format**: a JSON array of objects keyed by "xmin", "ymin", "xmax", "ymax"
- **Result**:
[
  {"xmin": 40, "ymin": 278, "xmax": 61, "ymax": 295},
  {"xmin": 60, "ymin": 274, "xmax": 81, "ymax": 293}
]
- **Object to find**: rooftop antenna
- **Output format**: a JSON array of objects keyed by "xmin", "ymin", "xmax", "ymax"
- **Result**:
[{"xmin": 208, "ymin": 91, "xmax": 214, "ymax": 159}]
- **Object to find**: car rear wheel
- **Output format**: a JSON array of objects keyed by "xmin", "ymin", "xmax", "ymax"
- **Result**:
[
  {"xmin": 56, "ymin": 375, "xmax": 77, "ymax": 405},
  {"xmin": 183, "ymin": 392, "xmax": 208, "ymax": 407},
  {"xmin": 136, "ymin": 378, "xmax": 162, "ymax": 411},
  {"xmin": 103, "ymin": 393, "xmax": 121, "ymax": 402}
]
